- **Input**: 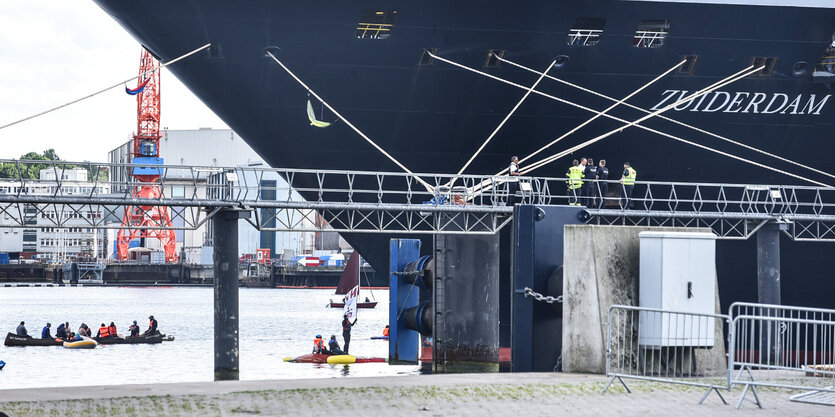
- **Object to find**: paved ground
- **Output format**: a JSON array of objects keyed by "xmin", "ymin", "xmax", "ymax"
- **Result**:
[{"xmin": 0, "ymin": 373, "xmax": 831, "ymax": 416}]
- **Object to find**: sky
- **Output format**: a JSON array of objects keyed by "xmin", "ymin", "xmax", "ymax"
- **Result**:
[{"xmin": 0, "ymin": 1, "xmax": 228, "ymax": 163}]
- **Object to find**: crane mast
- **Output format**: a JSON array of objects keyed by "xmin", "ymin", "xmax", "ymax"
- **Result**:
[{"xmin": 115, "ymin": 49, "xmax": 178, "ymax": 262}]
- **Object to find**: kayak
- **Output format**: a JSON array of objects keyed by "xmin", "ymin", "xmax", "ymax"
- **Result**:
[
  {"xmin": 370, "ymin": 336, "xmax": 389, "ymax": 340},
  {"xmin": 283, "ymin": 353, "xmax": 386, "ymax": 364},
  {"xmin": 63, "ymin": 338, "xmax": 98, "ymax": 349},
  {"xmin": 4, "ymin": 333, "xmax": 62, "ymax": 347},
  {"xmin": 94, "ymin": 333, "xmax": 163, "ymax": 345}
]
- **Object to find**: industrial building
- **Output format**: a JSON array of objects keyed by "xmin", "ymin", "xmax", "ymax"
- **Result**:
[
  {"xmin": 108, "ymin": 128, "xmax": 345, "ymax": 262},
  {"xmin": 0, "ymin": 168, "xmax": 110, "ymax": 260}
]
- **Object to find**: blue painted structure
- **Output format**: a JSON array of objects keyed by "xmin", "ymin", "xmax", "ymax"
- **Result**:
[
  {"xmin": 511, "ymin": 205, "xmax": 584, "ymax": 372},
  {"xmin": 131, "ymin": 156, "xmax": 164, "ymax": 176},
  {"xmin": 389, "ymin": 238, "xmax": 422, "ymax": 364}
]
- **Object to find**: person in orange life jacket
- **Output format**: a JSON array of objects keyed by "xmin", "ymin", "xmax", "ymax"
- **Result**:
[
  {"xmin": 383, "ymin": 325, "xmax": 390, "ymax": 337},
  {"xmin": 328, "ymin": 335, "xmax": 345, "ymax": 355},
  {"xmin": 129, "ymin": 320, "xmax": 140, "ymax": 338},
  {"xmin": 96, "ymin": 323, "xmax": 111, "ymax": 338},
  {"xmin": 342, "ymin": 314, "xmax": 357, "ymax": 354},
  {"xmin": 143, "ymin": 315, "xmax": 158, "ymax": 336},
  {"xmin": 312, "ymin": 334, "xmax": 329, "ymax": 354},
  {"xmin": 107, "ymin": 322, "xmax": 117, "ymax": 337}
]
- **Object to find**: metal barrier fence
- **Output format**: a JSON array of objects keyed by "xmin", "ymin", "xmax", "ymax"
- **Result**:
[
  {"xmin": 728, "ymin": 303, "xmax": 835, "ymax": 409},
  {"xmin": 603, "ymin": 305, "xmax": 730, "ymax": 404},
  {"xmin": 604, "ymin": 302, "xmax": 835, "ymax": 408}
]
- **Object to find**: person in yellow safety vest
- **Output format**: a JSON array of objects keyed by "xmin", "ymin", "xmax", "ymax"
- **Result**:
[
  {"xmin": 566, "ymin": 159, "xmax": 584, "ymax": 206},
  {"xmin": 620, "ymin": 162, "xmax": 637, "ymax": 209}
]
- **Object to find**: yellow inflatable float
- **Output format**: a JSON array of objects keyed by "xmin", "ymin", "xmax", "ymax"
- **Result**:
[
  {"xmin": 326, "ymin": 355, "xmax": 356, "ymax": 365},
  {"xmin": 63, "ymin": 338, "xmax": 98, "ymax": 349}
]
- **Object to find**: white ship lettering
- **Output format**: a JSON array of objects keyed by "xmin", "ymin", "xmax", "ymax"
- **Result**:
[{"xmin": 651, "ymin": 90, "xmax": 830, "ymax": 115}]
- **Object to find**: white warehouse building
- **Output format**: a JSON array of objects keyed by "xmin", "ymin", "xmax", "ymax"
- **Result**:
[{"xmin": 108, "ymin": 128, "xmax": 318, "ymax": 261}]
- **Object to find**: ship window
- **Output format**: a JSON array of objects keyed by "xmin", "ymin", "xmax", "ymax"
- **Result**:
[
  {"xmin": 633, "ymin": 20, "xmax": 670, "ymax": 48},
  {"xmin": 484, "ymin": 50, "xmax": 506, "ymax": 68},
  {"xmin": 419, "ymin": 48, "xmax": 439, "ymax": 66},
  {"xmin": 679, "ymin": 55, "xmax": 698, "ymax": 75},
  {"xmin": 356, "ymin": 10, "xmax": 397, "ymax": 39},
  {"xmin": 567, "ymin": 18, "xmax": 605, "ymax": 47},
  {"xmin": 751, "ymin": 57, "xmax": 778, "ymax": 76}
]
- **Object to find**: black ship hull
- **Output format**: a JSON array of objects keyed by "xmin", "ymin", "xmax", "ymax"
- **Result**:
[{"xmin": 92, "ymin": 0, "xmax": 835, "ymax": 310}]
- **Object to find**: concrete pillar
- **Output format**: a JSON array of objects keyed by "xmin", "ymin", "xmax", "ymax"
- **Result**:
[
  {"xmin": 756, "ymin": 223, "xmax": 782, "ymax": 306},
  {"xmin": 213, "ymin": 209, "xmax": 249, "ymax": 381}
]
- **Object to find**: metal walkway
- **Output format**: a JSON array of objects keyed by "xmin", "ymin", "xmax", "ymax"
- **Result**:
[{"xmin": 1, "ymin": 159, "xmax": 834, "ymax": 239}]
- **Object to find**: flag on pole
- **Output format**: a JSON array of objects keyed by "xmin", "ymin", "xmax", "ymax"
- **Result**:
[{"xmin": 344, "ymin": 285, "xmax": 359, "ymax": 320}]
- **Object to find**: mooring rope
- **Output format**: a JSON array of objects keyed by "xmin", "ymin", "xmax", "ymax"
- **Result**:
[
  {"xmin": 0, "ymin": 43, "xmax": 212, "ymax": 131},
  {"xmin": 517, "ymin": 58, "xmax": 686, "ymax": 171},
  {"xmin": 497, "ymin": 55, "xmax": 835, "ymax": 183},
  {"xmin": 266, "ymin": 51, "xmax": 433, "ymax": 192},
  {"xmin": 455, "ymin": 59, "xmax": 557, "ymax": 177},
  {"xmin": 522, "ymin": 66, "xmax": 833, "ymax": 188},
  {"xmin": 427, "ymin": 51, "xmax": 829, "ymax": 188},
  {"xmin": 523, "ymin": 65, "xmax": 761, "ymax": 172}
]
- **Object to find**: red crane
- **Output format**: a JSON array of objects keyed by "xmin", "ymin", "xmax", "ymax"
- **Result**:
[{"xmin": 116, "ymin": 49, "xmax": 178, "ymax": 262}]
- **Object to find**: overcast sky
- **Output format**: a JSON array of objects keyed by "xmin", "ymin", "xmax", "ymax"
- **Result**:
[{"xmin": 0, "ymin": 1, "xmax": 228, "ymax": 162}]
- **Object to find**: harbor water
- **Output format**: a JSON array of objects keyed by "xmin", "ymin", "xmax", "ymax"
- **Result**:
[{"xmin": 0, "ymin": 287, "xmax": 415, "ymax": 389}]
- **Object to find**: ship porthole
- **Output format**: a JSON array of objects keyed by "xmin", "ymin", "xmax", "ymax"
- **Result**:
[
  {"xmin": 263, "ymin": 46, "xmax": 281, "ymax": 58},
  {"xmin": 792, "ymin": 61, "xmax": 809, "ymax": 77},
  {"xmin": 553, "ymin": 55, "xmax": 570, "ymax": 69}
]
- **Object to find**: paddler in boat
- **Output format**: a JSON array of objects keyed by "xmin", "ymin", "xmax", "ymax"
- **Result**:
[
  {"xmin": 128, "ymin": 320, "xmax": 140, "ymax": 338},
  {"xmin": 142, "ymin": 315, "xmax": 159, "ymax": 336},
  {"xmin": 108, "ymin": 322, "xmax": 118, "ymax": 337},
  {"xmin": 328, "ymin": 335, "xmax": 345, "ymax": 355},
  {"xmin": 78, "ymin": 324, "xmax": 92, "ymax": 337},
  {"xmin": 56, "ymin": 322, "xmax": 68, "ymax": 340},
  {"xmin": 312, "ymin": 334, "xmax": 328, "ymax": 354},
  {"xmin": 96, "ymin": 323, "xmax": 112, "ymax": 338},
  {"xmin": 16, "ymin": 321, "xmax": 30, "ymax": 338},
  {"xmin": 41, "ymin": 322, "xmax": 52, "ymax": 339}
]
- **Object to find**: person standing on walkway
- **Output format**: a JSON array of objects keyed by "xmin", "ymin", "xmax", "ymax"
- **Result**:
[
  {"xmin": 508, "ymin": 156, "xmax": 523, "ymax": 205},
  {"xmin": 620, "ymin": 162, "xmax": 637, "ymax": 209},
  {"xmin": 583, "ymin": 158, "xmax": 597, "ymax": 207},
  {"xmin": 342, "ymin": 314, "xmax": 357, "ymax": 354},
  {"xmin": 597, "ymin": 160, "xmax": 609, "ymax": 208},
  {"xmin": 566, "ymin": 160, "xmax": 584, "ymax": 206}
]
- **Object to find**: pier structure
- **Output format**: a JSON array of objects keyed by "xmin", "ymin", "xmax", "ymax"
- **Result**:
[{"xmin": 3, "ymin": 159, "xmax": 835, "ymax": 377}]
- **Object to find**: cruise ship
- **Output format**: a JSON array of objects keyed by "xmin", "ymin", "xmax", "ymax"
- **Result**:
[{"xmin": 92, "ymin": 0, "xmax": 835, "ymax": 309}]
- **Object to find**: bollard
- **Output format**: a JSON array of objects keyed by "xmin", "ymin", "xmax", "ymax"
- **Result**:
[{"xmin": 213, "ymin": 209, "xmax": 250, "ymax": 381}]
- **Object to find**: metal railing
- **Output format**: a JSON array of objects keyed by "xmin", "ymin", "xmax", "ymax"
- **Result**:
[
  {"xmin": 2, "ymin": 159, "xmax": 835, "ymax": 237},
  {"xmin": 604, "ymin": 302, "xmax": 835, "ymax": 408},
  {"xmin": 603, "ymin": 305, "xmax": 730, "ymax": 404},
  {"xmin": 728, "ymin": 302, "xmax": 835, "ymax": 409}
]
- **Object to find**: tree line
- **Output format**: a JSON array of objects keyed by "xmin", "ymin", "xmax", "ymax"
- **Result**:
[{"xmin": 0, "ymin": 149, "xmax": 108, "ymax": 181}]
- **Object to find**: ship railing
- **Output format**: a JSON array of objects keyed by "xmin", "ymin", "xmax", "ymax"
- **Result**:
[
  {"xmin": 633, "ymin": 30, "xmax": 668, "ymax": 48},
  {"xmin": 603, "ymin": 305, "xmax": 731, "ymax": 405},
  {"xmin": 567, "ymin": 29, "xmax": 603, "ymax": 46}
]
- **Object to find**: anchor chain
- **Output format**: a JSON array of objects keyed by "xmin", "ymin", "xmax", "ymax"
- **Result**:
[{"xmin": 523, "ymin": 287, "xmax": 563, "ymax": 304}]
